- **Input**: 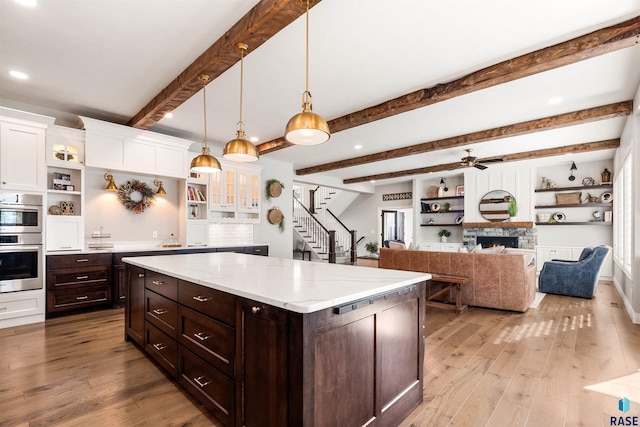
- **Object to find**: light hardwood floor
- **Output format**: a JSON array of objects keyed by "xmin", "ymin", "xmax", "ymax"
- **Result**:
[{"xmin": 1, "ymin": 281, "xmax": 639, "ymax": 426}]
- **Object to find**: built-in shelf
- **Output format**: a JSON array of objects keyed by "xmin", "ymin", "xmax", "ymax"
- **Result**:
[
  {"xmin": 534, "ymin": 184, "xmax": 612, "ymax": 193},
  {"xmin": 535, "ymin": 203, "xmax": 612, "ymax": 209},
  {"xmin": 462, "ymin": 222, "xmax": 534, "ymax": 228},
  {"xmin": 420, "ymin": 195, "xmax": 465, "ymax": 201},
  {"xmin": 535, "ymin": 222, "xmax": 612, "ymax": 226},
  {"xmin": 420, "ymin": 209, "xmax": 464, "ymax": 214}
]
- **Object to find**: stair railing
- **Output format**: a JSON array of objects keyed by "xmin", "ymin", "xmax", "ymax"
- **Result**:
[
  {"xmin": 293, "ymin": 196, "xmax": 336, "ymax": 262},
  {"xmin": 326, "ymin": 209, "xmax": 356, "ymax": 264}
]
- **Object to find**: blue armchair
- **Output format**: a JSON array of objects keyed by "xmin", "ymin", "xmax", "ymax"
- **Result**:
[{"xmin": 538, "ymin": 245, "xmax": 611, "ymax": 298}]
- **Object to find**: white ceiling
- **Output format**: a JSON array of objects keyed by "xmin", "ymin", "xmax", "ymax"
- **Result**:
[{"xmin": 2, "ymin": 0, "xmax": 639, "ymax": 191}]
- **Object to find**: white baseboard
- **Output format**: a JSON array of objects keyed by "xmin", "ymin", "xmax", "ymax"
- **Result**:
[{"xmin": 613, "ymin": 277, "xmax": 640, "ymax": 324}]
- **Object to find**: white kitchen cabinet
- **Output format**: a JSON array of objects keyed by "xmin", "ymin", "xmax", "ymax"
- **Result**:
[
  {"xmin": 0, "ymin": 121, "xmax": 48, "ymax": 191},
  {"xmin": 0, "ymin": 289, "xmax": 45, "ymax": 328},
  {"xmin": 208, "ymin": 160, "xmax": 262, "ymax": 223},
  {"xmin": 46, "ymin": 216, "xmax": 84, "ymax": 251},
  {"xmin": 82, "ymin": 116, "xmax": 191, "ymax": 179},
  {"xmin": 185, "ymin": 221, "xmax": 208, "ymax": 247}
]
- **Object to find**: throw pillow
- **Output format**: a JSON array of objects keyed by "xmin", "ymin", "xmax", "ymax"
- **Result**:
[
  {"xmin": 470, "ymin": 243, "xmax": 482, "ymax": 253},
  {"xmin": 458, "ymin": 247, "xmax": 469, "ymax": 253},
  {"xmin": 504, "ymin": 248, "xmax": 536, "ymax": 267},
  {"xmin": 479, "ymin": 245, "xmax": 505, "ymax": 254},
  {"xmin": 389, "ymin": 241, "xmax": 407, "ymax": 250}
]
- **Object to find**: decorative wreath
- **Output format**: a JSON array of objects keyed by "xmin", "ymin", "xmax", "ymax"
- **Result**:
[
  {"xmin": 117, "ymin": 179, "xmax": 156, "ymax": 214},
  {"xmin": 265, "ymin": 179, "xmax": 284, "ymax": 201},
  {"xmin": 267, "ymin": 207, "xmax": 285, "ymax": 233}
]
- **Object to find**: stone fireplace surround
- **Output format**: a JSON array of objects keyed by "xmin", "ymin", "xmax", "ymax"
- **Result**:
[{"xmin": 462, "ymin": 221, "xmax": 536, "ymax": 250}]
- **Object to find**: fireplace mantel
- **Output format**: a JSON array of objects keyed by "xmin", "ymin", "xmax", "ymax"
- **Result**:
[{"xmin": 462, "ymin": 221, "xmax": 534, "ymax": 229}]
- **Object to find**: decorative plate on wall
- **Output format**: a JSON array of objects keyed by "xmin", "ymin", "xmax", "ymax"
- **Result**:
[{"xmin": 553, "ymin": 212, "xmax": 566, "ymax": 223}]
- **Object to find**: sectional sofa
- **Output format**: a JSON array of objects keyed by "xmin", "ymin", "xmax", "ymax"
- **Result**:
[{"xmin": 379, "ymin": 247, "xmax": 536, "ymax": 312}]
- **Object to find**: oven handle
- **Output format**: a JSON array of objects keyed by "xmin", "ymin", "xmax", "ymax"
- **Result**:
[{"xmin": 0, "ymin": 245, "xmax": 42, "ymax": 252}]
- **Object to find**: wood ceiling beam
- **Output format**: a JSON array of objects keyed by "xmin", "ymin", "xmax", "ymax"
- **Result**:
[
  {"xmin": 257, "ymin": 15, "xmax": 640, "ymax": 154},
  {"xmin": 127, "ymin": 0, "xmax": 317, "ymax": 129},
  {"xmin": 296, "ymin": 101, "xmax": 632, "ymax": 175},
  {"xmin": 342, "ymin": 139, "xmax": 620, "ymax": 184}
]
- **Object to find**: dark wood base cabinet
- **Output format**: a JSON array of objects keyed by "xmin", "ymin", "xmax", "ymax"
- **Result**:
[
  {"xmin": 125, "ymin": 265, "xmax": 425, "ymax": 427},
  {"xmin": 46, "ymin": 253, "xmax": 113, "ymax": 316}
]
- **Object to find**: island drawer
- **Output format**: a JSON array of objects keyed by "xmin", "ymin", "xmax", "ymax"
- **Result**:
[
  {"xmin": 145, "ymin": 289, "xmax": 178, "ymax": 339},
  {"xmin": 178, "ymin": 347, "xmax": 234, "ymax": 427},
  {"xmin": 178, "ymin": 280, "xmax": 236, "ymax": 326},
  {"xmin": 178, "ymin": 306, "xmax": 235, "ymax": 378},
  {"xmin": 47, "ymin": 285, "xmax": 111, "ymax": 312},
  {"xmin": 145, "ymin": 271, "xmax": 178, "ymax": 300},
  {"xmin": 145, "ymin": 322, "xmax": 178, "ymax": 378},
  {"xmin": 47, "ymin": 253, "xmax": 112, "ymax": 269}
]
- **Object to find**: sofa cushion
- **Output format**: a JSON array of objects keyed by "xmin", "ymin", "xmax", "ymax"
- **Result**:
[{"xmin": 470, "ymin": 243, "xmax": 483, "ymax": 253}]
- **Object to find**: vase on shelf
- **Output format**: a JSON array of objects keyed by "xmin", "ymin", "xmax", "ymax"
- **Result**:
[{"xmin": 441, "ymin": 236, "xmax": 447, "ymax": 243}]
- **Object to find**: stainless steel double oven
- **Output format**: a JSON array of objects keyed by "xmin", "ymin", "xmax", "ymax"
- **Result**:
[{"xmin": 0, "ymin": 192, "xmax": 43, "ymax": 293}]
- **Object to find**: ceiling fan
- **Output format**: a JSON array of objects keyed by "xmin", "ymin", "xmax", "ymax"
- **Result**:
[{"xmin": 460, "ymin": 148, "xmax": 504, "ymax": 170}]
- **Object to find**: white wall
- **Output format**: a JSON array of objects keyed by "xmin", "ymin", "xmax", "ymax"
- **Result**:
[
  {"xmin": 252, "ymin": 157, "xmax": 294, "ymax": 259},
  {"xmin": 340, "ymin": 181, "xmax": 412, "ymax": 255},
  {"xmin": 84, "ymin": 168, "xmax": 181, "ymax": 244}
]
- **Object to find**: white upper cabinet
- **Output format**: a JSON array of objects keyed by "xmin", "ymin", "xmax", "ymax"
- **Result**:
[
  {"xmin": 81, "ymin": 117, "xmax": 191, "ymax": 179},
  {"xmin": 0, "ymin": 108, "xmax": 54, "ymax": 192}
]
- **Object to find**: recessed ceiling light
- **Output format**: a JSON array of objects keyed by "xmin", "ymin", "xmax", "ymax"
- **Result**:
[
  {"xmin": 164, "ymin": 112, "xmax": 173, "ymax": 119},
  {"xmin": 547, "ymin": 96, "xmax": 563, "ymax": 105},
  {"xmin": 370, "ymin": 180, "xmax": 376, "ymax": 184},
  {"xmin": 354, "ymin": 145, "xmax": 362, "ymax": 150},
  {"xmin": 13, "ymin": 0, "xmax": 37, "ymax": 7},
  {"xmin": 9, "ymin": 70, "xmax": 28, "ymax": 80},
  {"xmin": 249, "ymin": 137, "xmax": 259, "ymax": 143}
]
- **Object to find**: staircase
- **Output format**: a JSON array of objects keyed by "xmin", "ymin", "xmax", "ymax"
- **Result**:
[{"xmin": 292, "ymin": 188, "xmax": 356, "ymax": 264}]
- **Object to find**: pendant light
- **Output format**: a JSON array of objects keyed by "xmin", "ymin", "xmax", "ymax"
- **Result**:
[
  {"xmin": 223, "ymin": 42, "xmax": 259, "ymax": 162},
  {"xmin": 190, "ymin": 74, "xmax": 222, "ymax": 173},
  {"xmin": 284, "ymin": 0, "xmax": 330, "ymax": 145},
  {"xmin": 568, "ymin": 161, "xmax": 577, "ymax": 181}
]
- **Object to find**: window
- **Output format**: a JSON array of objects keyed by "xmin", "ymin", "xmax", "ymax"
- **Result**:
[{"xmin": 613, "ymin": 152, "xmax": 633, "ymax": 277}]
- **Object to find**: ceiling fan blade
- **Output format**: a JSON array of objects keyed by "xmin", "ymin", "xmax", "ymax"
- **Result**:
[
  {"xmin": 474, "ymin": 163, "xmax": 488, "ymax": 170},
  {"xmin": 478, "ymin": 158, "xmax": 504, "ymax": 163}
]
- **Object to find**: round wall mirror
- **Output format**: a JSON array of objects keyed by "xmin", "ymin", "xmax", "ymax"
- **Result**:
[{"xmin": 479, "ymin": 190, "xmax": 515, "ymax": 222}]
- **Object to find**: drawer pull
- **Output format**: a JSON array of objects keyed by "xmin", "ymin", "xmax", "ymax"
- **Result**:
[
  {"xmin": 194, "ymin": 376, "xmax": 211, "ymax": 388},
  {"xmin": 151, "ymin": 280, "xmax": 166, "ymax": 286},
  {"xmin": 152, "ymin": 343, "xmax": 166, "ymax": 351},
  {"xmin": 194, "ymin": 332, "xmax": 211, "ymax": 341},
  {"xmin": 192, "ymin": 296, "xmax": 211, "ymax": 303},
  {"xmin": 152, "ymin": 308, "xmax": 168, "ymax": 315},
  {"xmin": 76, "ymin": 296, "xmax": 89, "ymax": 300},
  {"xmin": 251, "ymin": 306, "xmax": 262, "ymax": 314},
  {"xmin": 138, "ymin": 273, "xmax": 145, "ymax": 278},
  {"xmin": 76, "ymin": 259, "xmax": 89, "ymax": 263},
  {"xmin": 76, "ymin": 275, "xmax": 89, "ymax": 280}
]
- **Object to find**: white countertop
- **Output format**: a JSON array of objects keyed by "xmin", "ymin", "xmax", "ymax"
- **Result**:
[
  {"xmin": 123, "ymin": 253, "xmax": 430, "ymax": 314},
  {"xmin": 46, "ymin": 242, "xmax": 267, "ymax": 255}
]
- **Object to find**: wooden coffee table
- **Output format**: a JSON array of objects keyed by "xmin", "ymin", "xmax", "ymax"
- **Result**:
[{"xmin": 426, "ymin": 274, "xmax": 470, "ymax": 314}]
